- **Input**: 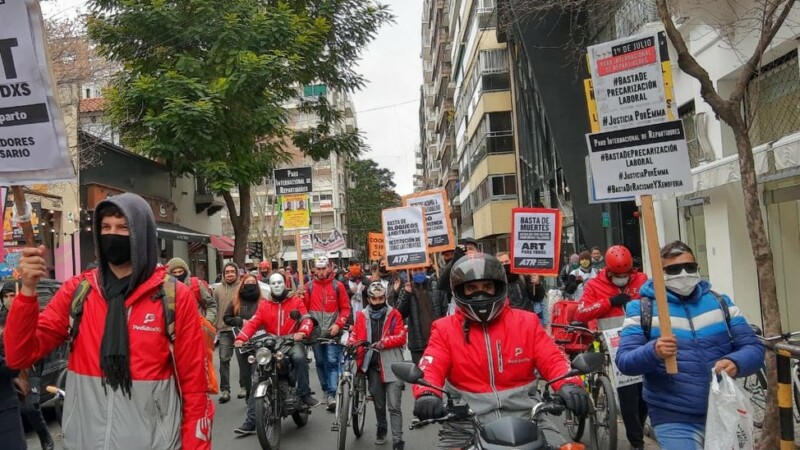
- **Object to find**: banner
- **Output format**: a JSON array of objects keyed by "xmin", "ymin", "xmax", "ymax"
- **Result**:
[
  {"xmin": 382, "ymin": 206, "xmax": 429, "ymax": 270},
  {"xmin": 510, "ymin": 208, "xmax": 562, "ymax": 276},
  {"xmin": 281, "ymin": 193, "xmax": 310, "ymax": 230},
  {"xmin": 274, "ymin": 166, "xmax": 313, "ymax": 195},
  {"xmin": 602, "ymin": 327, "xmax": 644, "ymax": 388},
  {"xmin": 402, "ymin": 188, "xmax": 455, "ymax": 252},
  {"xmin": 367, "ymin": 232, "xmax": 385, "ymax": 261},
  {"xmin": 313, "ymin": 229, "xmax": 346, "ymax": 252},
  {"xmin": 0, "ymin": 0, "xmax": 75, "ymax": 184}
]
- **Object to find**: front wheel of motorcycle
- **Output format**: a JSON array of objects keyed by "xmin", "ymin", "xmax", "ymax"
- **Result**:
[
  {"xmin": 292, "ymin": 410, "xmax": 309, "ymax": 428},
  {"xmin": 256, "ymin": 397, "xmax": 282, "ymax": 450}
]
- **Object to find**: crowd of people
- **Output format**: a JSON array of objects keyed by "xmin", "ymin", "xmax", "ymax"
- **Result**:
[{"xmin": 0, "ymin": 191, "xmax": 767, "ymax": 450}]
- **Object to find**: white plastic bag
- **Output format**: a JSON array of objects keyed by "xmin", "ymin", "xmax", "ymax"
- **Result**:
[{"xmin": 704, "ymin": 369, "xmax": 754, "ymax": 450}]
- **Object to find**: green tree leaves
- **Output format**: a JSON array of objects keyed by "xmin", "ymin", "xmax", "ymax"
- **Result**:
[{"xmin": 346, "ymin": 159, "xmax": 400, "ymax": 259}]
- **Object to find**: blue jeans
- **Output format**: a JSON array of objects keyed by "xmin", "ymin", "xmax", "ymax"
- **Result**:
[
  {"xmin": 653, "ymin": 422, "xmax": 704, "ymax": 450},
  {"xmin": 313, "ymin": 342, "xmax": 343, "ymax": 397}
]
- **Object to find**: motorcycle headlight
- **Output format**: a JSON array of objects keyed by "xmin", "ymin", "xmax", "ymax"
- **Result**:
[{"xmin": 256, "ymin": 348, "xmax": 273, "ymax": 365}]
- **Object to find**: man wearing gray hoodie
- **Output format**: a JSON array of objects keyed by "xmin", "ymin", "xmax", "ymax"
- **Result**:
[{"xmin": 212, "ymin": 261, "xmax": 240, "ymax": 403}]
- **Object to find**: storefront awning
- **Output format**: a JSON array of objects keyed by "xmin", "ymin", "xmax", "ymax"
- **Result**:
[
  {"xmin": 156, "ymin": 223, "xmax": 210, "ymax": 243},
  {"xmin": 210, "ymin": 235, "xmax": 235, "ymax": 257}
]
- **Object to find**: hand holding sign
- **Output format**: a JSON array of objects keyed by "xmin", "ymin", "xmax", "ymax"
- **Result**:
[{"xmin": 18, "ymin": 245, "xmax": 46, "ymax": 296}]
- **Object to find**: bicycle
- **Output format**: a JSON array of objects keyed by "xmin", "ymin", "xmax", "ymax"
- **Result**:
[
  {"xmin": 551, "ymin": 322, "xmax": 618, "ymax": 450},
  {"xmin": 316, "ymin": 336, "xmax": 371, "ymax": 450},
  {"xmin": 739, "ymin": 325, "xmax": 800, "ymax": 429}
]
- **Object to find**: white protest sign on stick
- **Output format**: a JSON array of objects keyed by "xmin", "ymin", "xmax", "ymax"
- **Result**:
[
  {"xmin": 510, "ymin": 208, "xmax": 562, "ymax": 276},
  {"xmin": 602, "ymin": 327, "xmax": 644, "ymax": 389},
  {"xmin": 402, "ymin": 188, "xmax": 455, "ymax": 252},
  {"xmin": 0, "ymin": 0, "xmax": 74, "ymax": 185},
  {"xmin": 382, "ymin": 206, "xmax": 430, "ymax": 271}
]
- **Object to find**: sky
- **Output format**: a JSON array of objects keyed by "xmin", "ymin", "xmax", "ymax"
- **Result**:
[{"xmin": 40, "ymin": 0, "xmax": 422, "ymax": 196}]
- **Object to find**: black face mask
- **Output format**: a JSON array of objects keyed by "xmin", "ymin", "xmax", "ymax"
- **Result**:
[
  {"xmin": 240, "ymin": 284, "xmax": 261, "ymax": 301},
  {"xmin": 260, "ymin": 271, "xmax": 270, "ymax": 279},
  {"xmin": 100, "ymin": 234, "xmax": 131, "ymax": 266},
  {"xmin": 503, "ymin": 264, "xmax": 519, "ymax": 281},
  {"xmin": 175, "ymin": 272, "xmax": 188, "ymax": 282},
  {"xmin": 369, "ymin": 302, "xmax": 387, "ymax": 311}
]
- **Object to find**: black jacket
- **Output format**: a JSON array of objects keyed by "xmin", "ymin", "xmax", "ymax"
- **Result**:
[
  {"xmin": 223, "ymin": 299, "xmax": 261, "ymax": 329},
  {"xmin": 0, "ymin": 354, "xmax": 25, "ymax": 449},
  {"xmin": 395, "ymin": 277, "xmax": 448, "ymax": 352},
  {"xmin": 506, "ymin": 276, "xmax": 535, "ymax": 312}
]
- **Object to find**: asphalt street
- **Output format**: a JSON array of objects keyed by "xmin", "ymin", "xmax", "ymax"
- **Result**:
[{"xmin": 26, "ymin": 349, "xmax": 659, "ymax": 449}]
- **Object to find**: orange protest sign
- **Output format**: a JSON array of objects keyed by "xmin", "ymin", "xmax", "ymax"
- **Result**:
[{"xmin": 368, "ymin": 232, "xmax": 385, "ymax": 261}]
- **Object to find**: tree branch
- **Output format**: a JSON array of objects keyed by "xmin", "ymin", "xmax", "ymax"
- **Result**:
[
  {"xmin": 656, "ymin": 0, "xmax": 732, "ymax": 115},
  {"xmin": 730, "ymin": 0, "xmax": 797, "ymax": 103}
]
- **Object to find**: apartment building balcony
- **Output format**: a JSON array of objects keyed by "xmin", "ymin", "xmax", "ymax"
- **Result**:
[
  {"xmin": 424, "ymin": 61, "xmax": 434, "ymax": 83},
  {"xmin": 194, "ymin": 177, "xmax": 225, "ymax": 216}
]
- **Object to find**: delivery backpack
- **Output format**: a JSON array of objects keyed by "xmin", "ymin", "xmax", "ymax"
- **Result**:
[
  {"xmin": 550, "ymin": 299, "xmax": 595, "ymax": 356},
  {"xmin": 67, "ymin": 273, "xmax": 220, "ymax": 394},
  {"xmin": 640, "ymin": 290, "xmax": 732, "ymax": 341}
]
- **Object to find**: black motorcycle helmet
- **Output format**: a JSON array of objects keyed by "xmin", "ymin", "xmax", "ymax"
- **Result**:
[{"xmin": 450, "ymin": 253, "xmax": 508, "ymax": 323}]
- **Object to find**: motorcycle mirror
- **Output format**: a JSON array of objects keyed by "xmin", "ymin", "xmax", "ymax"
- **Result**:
[
  {"xmin": 570, "ymin": 352, "xmax": 605, "ymax": 374},
  {"xmin": 391, "ymin": 362, "xmax": 424, "ymax": 384},
  {"xmin": 289, "ymin": 310, "xmax": 301, "ymax": 321}
]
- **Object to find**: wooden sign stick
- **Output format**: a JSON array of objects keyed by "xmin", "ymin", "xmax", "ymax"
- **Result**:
[
  {"xmin": 11, "ymin": 186, "xmax": 36, "ymax": 247},
  {"xmin": 295, "ymin": 232, "xmax": 305, "ymax": 292},
  {"xmin": 641, "ymin": 194, "xmax": 678, "ymax": 374}
]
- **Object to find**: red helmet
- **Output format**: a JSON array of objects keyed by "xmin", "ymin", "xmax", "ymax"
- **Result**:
[
  {"xmin": 605, "ymin": 245, "xmax": 632, "ymax": 273},
  {"xmin": 258, "ymin": 261, "xmax": 270, "ymax": 270}
]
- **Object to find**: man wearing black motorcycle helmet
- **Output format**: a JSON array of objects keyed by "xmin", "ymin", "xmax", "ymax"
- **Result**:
[{"xmin": 412, "ymin": 253, "xmax": 590, "ymax": 449}]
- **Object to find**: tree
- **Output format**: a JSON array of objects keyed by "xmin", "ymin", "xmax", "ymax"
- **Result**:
[
  {"xmin": 346, "ymin": 159, "xmax": 401, "ymax": 259},
  {"xmin": 501, "ymin": 0, "xmax": 794, "ymax": 446},
  {"xmin": 86, "ymin": 0, "xmax": 393, "ymax": 266},
  {"xmin": 250, "ymin": 181, "xmax": 284, "ymax": 263}
]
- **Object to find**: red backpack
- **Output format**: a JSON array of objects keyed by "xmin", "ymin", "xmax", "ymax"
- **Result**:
[{"xmin": 550, "ymin": 299, "xmax": 594, "ymax": 356}]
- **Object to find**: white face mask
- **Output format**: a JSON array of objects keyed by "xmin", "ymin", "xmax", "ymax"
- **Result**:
[
  {"xmin": 269, "ymin": 273, "xmax": 286, "ymax": 297},
  {"xmin": 665, "ymin": 270, "xmax": 701, "ymax": 297},
  {"xmin": 612, "ymin": 276, "xmax": 629, "ymax": 287}
]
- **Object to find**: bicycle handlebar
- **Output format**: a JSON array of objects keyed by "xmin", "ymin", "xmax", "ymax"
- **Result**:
[{"xmin": 550, "ymin": 323, "xmax": 602, "ymax": 336}]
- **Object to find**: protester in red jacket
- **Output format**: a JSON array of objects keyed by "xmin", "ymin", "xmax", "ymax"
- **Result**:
[
  {"xmin": 3, "ymin": 193, "xmax": 213, "ymax": 450},
  {"xmin": 574, "ymin": 245, "xmax": 648, "ymax": 450},
  {"xmin": 412, "ymin": 253, "xmax": 589, "ymax": 449},
  {"xmin": 302, "ymin": 256, "xmax": 351, "ymax": 410}
]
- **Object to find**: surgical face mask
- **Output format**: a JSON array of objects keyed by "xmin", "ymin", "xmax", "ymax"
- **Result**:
[
  {"xmin": 665, "ymin": 270, "xmax": 701, "ymax": 297},
  {"xmin": 580, "ymin": 260, "xmax": 591, "ymax": 269},
  {"xmin": 612, "ymin": 276, "xmax": 629, "ymax": 287},
  {"xmin": 100, "ymin": 234, "xmax": 131, "ymax": 266},
  {"xmin": 269, "ymin": 273, "xmax": 286, "ymax": 297},
  {"xmin": 412, "ymin": 273, "xmax": 428, "ymax": 284},
  {"xmin": 570, "ymin": 263, "xmax": 579, "ymax": 270}
]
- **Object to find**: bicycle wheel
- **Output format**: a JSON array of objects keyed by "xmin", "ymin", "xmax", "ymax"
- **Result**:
[
  {"xmin": 564, "ymin": 408, "xmax": 586, "ymax": 441},
  {"xmin": 737, "ymin": 368, "xmax": 767, "ymax": 428},
  {"xmin": 336, "ymin": 381, "xmax": 351, "ymax": 450},
  {"xmin": 591, "ymin": 375, "xmax": 618, "ymax": 450},
  {"xmin": 351, "ymin": 374, "xmax": 367, "ymax": 438}
]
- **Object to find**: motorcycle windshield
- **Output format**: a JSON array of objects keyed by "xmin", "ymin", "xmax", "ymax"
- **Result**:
[{"xmin": 478, "ymin": 417, "xmax": 544, "ymax": 449}]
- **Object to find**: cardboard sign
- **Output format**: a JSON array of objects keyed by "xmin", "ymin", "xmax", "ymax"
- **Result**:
[
  {"xmin": 313, "ymin": 229, "xmax": 346, "ymax": 252},
  {"xmin": 602, "ymin": 327, "xmax": 644, "ymax": 388},
  {"xmin": 588, "ymin": 32, "xmax": 674, "ymax": 132},
  {"xmin": 586, "ymin": 120, "xmax": 693, "ymax": 199},
  {"xmin": 367, "ymin": 232, "xmax": 385, "ymax": 261},
  {"xmin": 274, "ymin": 167, "xmax": 313, "ymax": 195},
  {"xmin": 382, "ymin": 206, "xmax": 429, "ymax": 270},
  {"xmin": 281, "ymin": 193, "xmax": 310, "ymax": 230},
  {"xmin": 402, "ymin": 188, "xmax": 455, "ymax": 252},
  {"xmin": 510, "ymin": 208, "xmax": 561, "ymax": 276},
  {"xmin": 0, "ymin": 0, "xmax": 74, "ymax": 184}
]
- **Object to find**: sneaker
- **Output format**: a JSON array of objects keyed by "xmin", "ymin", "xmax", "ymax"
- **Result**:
[
  {"xmin": 393, "ymin": 441, "xmax": 405, "ymax": 450},
  {"xmin": 375, "ymin": 428, "xmax": 387, "ymax": 445},
  {"xmin": 326, "ymin": 395, "xmax": 337, "ymax": 412},
  {"xmin": 234, "ymin": 423, "xmax": 256, "ymax": 435},
  {"xmin": 219, "ymin": 390, "xmax": 231, "ymax": 404},
  {"xmin": 303, "ymin": 395, "xmax": 321, "ymax": 408},
  {"xmin": 238, "ymin": 390, "xmax": 247, "ymax": 399}
]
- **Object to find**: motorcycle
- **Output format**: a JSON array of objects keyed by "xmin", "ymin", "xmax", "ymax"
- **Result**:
[
  {"xmin": 391, "ymin": 352, "xmax": 605, "ymax": 450},
  {"xmin": 239, "ymin": 309, "xmax": 319, "ymax": 450}
]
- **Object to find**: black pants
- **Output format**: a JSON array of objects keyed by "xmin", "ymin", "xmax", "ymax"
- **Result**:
[
  {"xmin": 410, "ymin": 350, "xmax": 423, "ymax": 366},
  {"xmin": 218, "ymin": 330, "xmax": 235, "ymax": 392},
  {"xmin": 617, "ymin": 382, "xmax": 647, "ymax": 447},
  {"xmin": 21, "ymin": 377, "xmax": 52, "ymax": 446}
]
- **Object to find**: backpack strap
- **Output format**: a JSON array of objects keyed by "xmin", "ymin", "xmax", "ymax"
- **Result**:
[
  {"xmin": 709, "ymin": 290, "xmax": 733, "ymax": 342},
  {"xmin": 67, "ymin": 278, "xmax": 93, "ymax": 347},
  {"xmin": 160, "ymin": 274, "xmax": 178, "ymax": 342}
]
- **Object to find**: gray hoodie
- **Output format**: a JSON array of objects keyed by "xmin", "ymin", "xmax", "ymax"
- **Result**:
[{"xmin": 213, "ymin": 262, "xmax": 240, "ymax": 332}]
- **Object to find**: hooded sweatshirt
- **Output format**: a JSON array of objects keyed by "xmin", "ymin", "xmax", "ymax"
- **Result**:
[
  {"xmin": 167, "ymin": 257, "xmax": 217, "ymax": 323},
  {"xmin": 213, "ymin": 262, "xmax": 240, "ymax": 332},
  {"xmin": 4, "ymin": 193, "xmax": 214, "ymax": 449}
]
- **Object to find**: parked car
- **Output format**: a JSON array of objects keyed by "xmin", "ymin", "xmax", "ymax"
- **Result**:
[{"xmin": 1, "ymin": 278, "xmax": 69, "ymax": 416}]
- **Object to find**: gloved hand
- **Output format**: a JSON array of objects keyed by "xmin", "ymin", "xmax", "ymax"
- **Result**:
[
  {"xmin": 558, "ymin": 383, "xmax": 590, "ymax": 417},
  {"xmin": 610, "ymin": 293, "xmax": 631, "ymax": 307},
  {"xmin": 413, "ymin": 394, "xmax": 445, "ymax": 420}
]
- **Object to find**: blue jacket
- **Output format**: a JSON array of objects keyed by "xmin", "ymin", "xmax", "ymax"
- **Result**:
[{"xmin": 615, "ymin": 279, "xmax": 764, "ymax": 426}]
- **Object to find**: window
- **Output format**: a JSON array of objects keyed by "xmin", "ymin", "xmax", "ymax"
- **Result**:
[
  {"xmin": 474, "ymin": 174, "xmax": 517, "ymax": 208},
  {"xmin": 303, "ymin": 84, "xmax": 328, "ymax": 97},
  {"xmin": 679, "ymin": 101, "xmax": 703, "ymax": 167},
  {"xmin": 482, "ymin": 72, "xmax": 510, "ymax": 92},
  {"xmin": 746, "ymin": 50, "xmax": 800, "ymax": 147}
]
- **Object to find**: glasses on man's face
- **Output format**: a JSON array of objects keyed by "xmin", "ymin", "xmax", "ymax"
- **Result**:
[{"xmin": 663, "ymin": 262, "xmax": 699, "ymax": 276}]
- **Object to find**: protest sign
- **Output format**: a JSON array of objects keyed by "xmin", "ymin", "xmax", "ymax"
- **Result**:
[
  {"xmin": 281, "ymin": 193, "xmax": 310, "ymax": 230},
  {"xmin": 402, "ymin": 188, "xmax": 455, "ymax": 252},
  {"xmin": 313, "ymin": 229, "xmax": 346, "ymax": 253},
  {"xmin": 299, "ymin": 233, "xmax": 314, "ymax": 258},
  {"xmin": 586, "ymin": 120, "xmax": 692, "ymax": 199},
  {"xmin": 274, "ymin": 167, "xmax": 313, "ymax": 195},
  {"xmin": 588, "ymin": 32, "xmax": 675, "ymax": 132},
  {"xmin": 510, "ymin": 208, "xmax": 561, "ymax": 276},
  {"xmin": 602, "ymin": 327, "xmax": 644, "ymax": 389},
  {"xmin": 382, "ymin": 206, "xmax": 429, "ymax": 270},
  {"xmin": 0, "ymin": 0, "xmax": 74, "ymax": 184},
  {"xmin": 367, "ymin": 232, "xmax": 385, "ymax": 261}
]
